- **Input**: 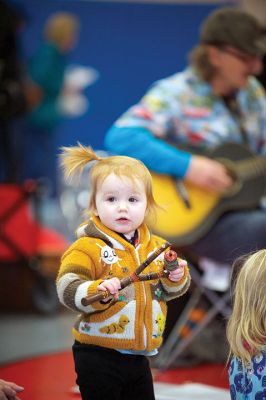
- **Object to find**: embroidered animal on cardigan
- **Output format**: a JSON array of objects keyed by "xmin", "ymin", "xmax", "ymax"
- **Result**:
[
  {"xmin": 99, "ymin": 315, "xmax": 130, "ymax": 334},
  {"xmin": 155, "ymin": 313, "xmax": 166, "ymax": 337}
]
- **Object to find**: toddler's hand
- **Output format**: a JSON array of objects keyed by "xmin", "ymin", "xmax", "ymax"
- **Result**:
[
  {"xmin": 97, "ymin": 277, "xmax": 121, "ymax": 301},
  {"xmin": 168, "ymin": 259, "xmax": 187, "ymax": 282}
]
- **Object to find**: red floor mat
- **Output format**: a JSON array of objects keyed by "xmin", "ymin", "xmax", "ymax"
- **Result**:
[
  {"xmin": 0, "ymin": 352, "xmax": 78, "ymax": 400},
  {"xmin": 0, "ymin": 351, "xmax": 229, "ymax": 399}
]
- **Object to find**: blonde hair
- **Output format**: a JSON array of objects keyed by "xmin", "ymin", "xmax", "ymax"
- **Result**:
[
  {"xmin": 226, "ymin": 249, "xmax": 266, "ymax": 365},
  {"xmin": 44, "ymin": 12, "xmax": 79, "ymax": 50},
  {"xmin": 60, "ymin": 143, "xmax": 158, "ymax": 223}
]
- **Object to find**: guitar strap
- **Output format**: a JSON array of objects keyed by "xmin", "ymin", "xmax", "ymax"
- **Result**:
[
  {"xmin": 222, "ymin": 94, "xmax": 250, "ymax": 148},
  {"xmin": 223, "ymin": 95, "xmax": 266, "ymax": 201}
]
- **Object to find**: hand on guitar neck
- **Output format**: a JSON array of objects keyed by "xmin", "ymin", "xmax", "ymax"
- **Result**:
[{"xmin": 185, "ymin": 154, "xmax": 234, "ymax": 193}]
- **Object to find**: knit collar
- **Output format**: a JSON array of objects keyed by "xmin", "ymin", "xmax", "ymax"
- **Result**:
[{"xmin": 89, "ymin": 215, "xmax": 150, "ymax": 250}]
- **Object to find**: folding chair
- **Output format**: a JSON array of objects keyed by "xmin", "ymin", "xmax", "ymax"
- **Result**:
[
  {"xmin": 154, "ymin": 257, "xmax": 232, "ymax": 370},
  {"xmin": 0, "ymin": 181, "xmax": 68, "ymax": 314}
]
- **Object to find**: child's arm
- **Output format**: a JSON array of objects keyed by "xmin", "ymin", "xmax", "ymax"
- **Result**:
[{"xmin": 56, "ymin": 239, "xmax": 115, "ymax": 314}]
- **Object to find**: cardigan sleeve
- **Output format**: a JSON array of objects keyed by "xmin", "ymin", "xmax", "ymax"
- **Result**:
[
  {"xmin": 159, "ymin": 264, "xmax": 191, "ymax": 302},
  {"xmin": 56, "ymin": 244, "xmax": 113, "ymax": 314}
]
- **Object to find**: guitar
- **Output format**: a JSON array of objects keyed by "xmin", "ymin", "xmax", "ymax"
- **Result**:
[{"xmin": 150, "ymin": 142, "xmax": 266, "ymax": 246}]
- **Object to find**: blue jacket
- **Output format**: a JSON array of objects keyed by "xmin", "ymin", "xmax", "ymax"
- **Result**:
[{"xmin": 27, "ymin": 42, "xmax": 65, "ymax": 130}]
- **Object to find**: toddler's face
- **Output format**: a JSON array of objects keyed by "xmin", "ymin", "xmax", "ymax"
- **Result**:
[{"xmin": 94, "ymin": 173, "xmax": 147, "ymax": 236}]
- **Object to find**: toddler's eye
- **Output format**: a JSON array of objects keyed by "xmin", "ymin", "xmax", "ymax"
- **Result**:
[
  {"xmin": 129, "ymin": 197, "xmax": 137, "ymax": 202},
  {"xmin": 107, "ymin": 196, "xmax": 116, "ymax": 202}
]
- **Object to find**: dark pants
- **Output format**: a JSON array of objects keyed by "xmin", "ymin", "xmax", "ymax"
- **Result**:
[
  {"xmin": 72, "ymin": 342, "xmax": 155, "ymax": 400},
  {"xmin": 185, "ymin": 209, "xmax": 266, "ymax": 264}
]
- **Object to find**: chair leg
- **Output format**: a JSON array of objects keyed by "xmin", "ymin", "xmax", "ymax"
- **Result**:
[
  {"xmin": 154, "ymin": 262, "xmax": 232, "ymax": 370},
  {"xmin": 157, "ymin": 291, "xmax": 231, "ymax": 370}
]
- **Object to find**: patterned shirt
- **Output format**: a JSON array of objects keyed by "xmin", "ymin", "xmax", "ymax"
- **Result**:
[
  {"xmin": 105, "ymin": 67, "xmax": 266, "ymax": 178},
  {"xmin": 228, "ymin": 348, "xmax": 266, "ymax": 400}
]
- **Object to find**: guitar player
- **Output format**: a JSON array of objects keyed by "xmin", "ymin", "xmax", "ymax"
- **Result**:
[{"xmin": 104, "ymin": 7, "xmax": 266, "ymax": 362}]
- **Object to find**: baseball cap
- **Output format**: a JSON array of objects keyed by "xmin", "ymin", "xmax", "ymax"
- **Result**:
[{"xmin": 200, "ymin": 7, "xmax": 266, "ymax": 57}]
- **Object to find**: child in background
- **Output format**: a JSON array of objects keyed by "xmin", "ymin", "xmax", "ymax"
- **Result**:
[
  {"xmin": 56, "ymin": 143, "xmax": 190, "ymax": 400},
  {"xmin": 227, "ymin": 250, "xmax": 266, "ymax": 400}
]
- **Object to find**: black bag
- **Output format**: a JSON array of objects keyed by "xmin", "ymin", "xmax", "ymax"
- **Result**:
[
  {"xmin": 0, "ymin": 0, "xmax": 27, "ymax": 120},
  {"xmin": 0, "ymin": 78, "xmax": 26, "ymax": 120}
]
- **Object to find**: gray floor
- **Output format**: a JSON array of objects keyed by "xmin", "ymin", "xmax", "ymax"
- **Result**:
[{"xmin": 0, "ymin": 310, "xmax": 76, "ymax": 364}]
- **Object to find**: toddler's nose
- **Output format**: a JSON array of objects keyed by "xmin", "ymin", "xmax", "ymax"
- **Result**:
[{"xmin": 118, "ymin": 201, "xmax": 128, "ymax": 211}]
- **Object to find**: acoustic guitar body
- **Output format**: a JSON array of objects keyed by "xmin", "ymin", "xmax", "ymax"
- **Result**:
[{"xmin": 150, "ymin": 142, "xmax": 266, "ymax": 246}]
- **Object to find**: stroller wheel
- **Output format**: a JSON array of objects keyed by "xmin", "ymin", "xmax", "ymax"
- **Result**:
[{"xmin": 31, "ymin": 276, "xmax": 60, "ymax": 314}]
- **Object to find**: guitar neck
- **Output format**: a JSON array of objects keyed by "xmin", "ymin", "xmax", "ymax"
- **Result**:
[{"xmin": 235, "ymin": 157, "xmax": 266, "ymax": 180}]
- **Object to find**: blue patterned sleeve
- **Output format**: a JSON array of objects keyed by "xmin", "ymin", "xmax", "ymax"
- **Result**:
[{"xmin": 228, "ymin": 351, "xmax": 266, "ymax": 400}]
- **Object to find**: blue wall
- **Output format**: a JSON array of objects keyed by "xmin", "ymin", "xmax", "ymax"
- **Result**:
[
  {"xmin": 20, "ymin": 0, "xmax": 228, "ymax": 150},
  {"xmin": 1, "ymin": 0, "xmax": 235, "ymax": 193}
]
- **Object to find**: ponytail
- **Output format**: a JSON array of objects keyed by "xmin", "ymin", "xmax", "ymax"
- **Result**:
[{"xmin": 60, "ymin": 142, "xmax": 102, "ymax": 180}]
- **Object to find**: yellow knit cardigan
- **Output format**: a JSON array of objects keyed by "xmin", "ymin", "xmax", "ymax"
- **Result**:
[{"xmin": 56, "ymin": 215, "xmax": 190, "ymax": 352}]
